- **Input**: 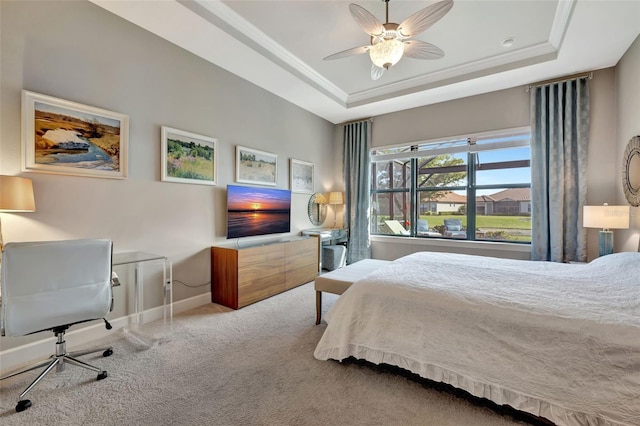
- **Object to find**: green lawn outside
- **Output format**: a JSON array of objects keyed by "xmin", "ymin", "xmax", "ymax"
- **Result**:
[
  {"xmin": 420, "ymin": 214, "xmax": 531, "ymax": 230},
  {"xmin": 376, "ymin": 214, "xmax": 532, "ymax": 241},
  {"xmin": 420, "ymin": 214, "xmax": 531, "ymax": 242}
]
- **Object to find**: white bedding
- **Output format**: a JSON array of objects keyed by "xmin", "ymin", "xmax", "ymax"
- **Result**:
[{"xmin": 314, "ymin": 251, "xmax": 640, "ymax": 426}]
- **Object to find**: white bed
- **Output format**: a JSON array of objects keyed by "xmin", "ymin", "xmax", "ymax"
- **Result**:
[{"xmin": 314, "ymin": 251, "xmax": 640, "ymax": 426}]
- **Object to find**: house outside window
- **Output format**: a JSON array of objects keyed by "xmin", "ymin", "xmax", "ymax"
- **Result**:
[{"xmin": 371, "ymin": 127, "xmax": 531, "ymax": 243}]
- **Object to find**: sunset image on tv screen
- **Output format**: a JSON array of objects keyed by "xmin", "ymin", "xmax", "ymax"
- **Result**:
[{"xmin": 226, "ymin": 185, "xmax": 291, "ymax": 239}]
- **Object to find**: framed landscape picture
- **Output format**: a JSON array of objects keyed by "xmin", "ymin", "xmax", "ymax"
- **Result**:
[
  {"xmin": 236, "ymin": 145, "xmax": 277, "ymax": 186},
  {"xmin": 161, "ymin": 126, "xmax": 217, "ymax": 185},
  {"xmin": 22, "ymin": 90, "xmax": 128, "ymax": 179},
  {"xmin": 290, "ymin": 159, "xmax": 314, "ymax": 194}
]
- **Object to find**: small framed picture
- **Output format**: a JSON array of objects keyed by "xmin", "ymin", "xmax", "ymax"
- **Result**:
[
  {"xmin": 22, "ymin": 90, "xmax": 128, "ymax": 179},
  {"xmin": 290, "ymin": 159, "xmax": 314, "ymax": 194},
  {"xmin": 161, "ymin": 126, "xmax": 217, "ymax": 185},
  {"xmin": 236, "ymin": 145, "xmax": 277, "ymax": 186}
]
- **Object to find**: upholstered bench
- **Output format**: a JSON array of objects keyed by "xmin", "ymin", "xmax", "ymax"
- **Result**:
[{"xmin": 314, "ymin": 258, "xmax": 391, "ymax": 324}]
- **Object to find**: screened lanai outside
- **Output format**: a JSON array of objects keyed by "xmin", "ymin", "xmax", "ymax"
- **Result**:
[{"xmin": 370, "ymin": 128, "xmax": 532, "ymax": 243}]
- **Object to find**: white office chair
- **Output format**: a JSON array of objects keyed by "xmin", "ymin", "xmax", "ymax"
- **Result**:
[{"xmin": 0, "ymin": 238, "xmax": 114, "ymax": 412}]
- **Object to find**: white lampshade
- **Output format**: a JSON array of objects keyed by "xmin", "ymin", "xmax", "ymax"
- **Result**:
[
  {"xmin": 583, "ymin": 204, "xmax": 629, "ymax": 230},
  {"xmin": 0, "ymin": 175, "xmax": 36, "ymax": 297},
  {"xmin": 0, "ymin": 176, "xmax": 36, "ymax": 212},
  {"xmin": 328, "ymin": 191, "xmax": 344, "ymax": 205},
  {"xmin": 369, "ymin": 39, "xmax": 404, "ymax": 69}
]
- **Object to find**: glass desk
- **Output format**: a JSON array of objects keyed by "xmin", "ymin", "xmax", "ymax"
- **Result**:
[
  {"xmin": 113, "ymin": 251, "xmax": 173, "ymax": 345},
  {"xmin": 301, "ymin": 228, "xmax": 348, "ymax": 245},
  {"xmin": 0, "ymin": 251, "xmax": 173, "ymax": 348}
]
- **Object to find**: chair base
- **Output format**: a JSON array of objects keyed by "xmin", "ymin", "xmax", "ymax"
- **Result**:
[{"xmin": 0, "ymin": 328, "xmax": 112, "ymax": 412}]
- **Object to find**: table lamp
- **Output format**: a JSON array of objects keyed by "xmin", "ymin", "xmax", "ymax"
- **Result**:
[
  {"xmin": 328, "ymin": 191, "xmax": 344, "ymax": 228},
  {"xmin": 583, "ymin": 203, "xmax": 629, "ymax": 256},
  {"xmin": 0, "ymin": 175, "xmax": 36, "ymax": 296}
]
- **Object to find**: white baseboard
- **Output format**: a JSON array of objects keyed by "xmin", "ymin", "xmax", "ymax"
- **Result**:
[{"xmin": 0, "ymin": 293, "xmax": 211, "ymax": 375}]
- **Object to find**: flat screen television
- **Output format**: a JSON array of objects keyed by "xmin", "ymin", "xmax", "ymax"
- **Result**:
[{"xmin": 226, "ymin": 185, "xmax": 291, "ymax": 239}]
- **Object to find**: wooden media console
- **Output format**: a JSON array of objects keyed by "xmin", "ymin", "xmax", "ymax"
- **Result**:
[{"xmin": 211, "ymin": 237, "xmax": 319, "ymax": 309}]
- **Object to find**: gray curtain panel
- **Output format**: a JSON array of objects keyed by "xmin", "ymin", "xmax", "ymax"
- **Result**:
[
  {"xmin": 343, "ymin": 121, "xmax": 372, "ymax": 263},
  {"xmin": 530, "ymin": 77, "xmax": 590, "ymax": 262}
]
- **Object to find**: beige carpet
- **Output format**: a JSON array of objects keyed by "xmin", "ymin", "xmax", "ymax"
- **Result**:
[{"xmin": 0, "ymin": 282, "xmax": 536, "ymax": 425}]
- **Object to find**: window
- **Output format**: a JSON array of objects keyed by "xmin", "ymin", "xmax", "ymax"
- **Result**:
[{"xmin": 370, "ymin": 128, "xmax": 531, "ymax": 243}]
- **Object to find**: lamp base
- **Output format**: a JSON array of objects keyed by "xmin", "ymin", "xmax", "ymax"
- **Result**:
[{"xmin": 598, "ymin": 230, "xmax": 613, "ymax": 257}]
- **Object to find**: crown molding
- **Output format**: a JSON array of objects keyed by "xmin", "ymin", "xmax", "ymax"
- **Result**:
[{"xmin": 191, "ymin": 0, "xmax": 349, "ymax": 103}]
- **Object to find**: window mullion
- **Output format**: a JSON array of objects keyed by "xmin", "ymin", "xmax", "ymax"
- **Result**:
[
  {"xmin": 467, "ymin": 150, "xmax": 477, "ymax": 241},
  {"xmin": 410, "ymin": 157, "xmax": 418, "ymax": 236}
]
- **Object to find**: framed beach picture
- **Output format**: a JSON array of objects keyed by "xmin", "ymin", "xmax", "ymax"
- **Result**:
[
  {"xmin": 161, "ymin": 126, "xmax": 217, "ymax": 185},
  {"xmin": 22, "ymin": 90, "xmax": 128, "ymax": 179},
  {"xmin": 290, "ymin": 159, "xmax": 314, "ymax": 194},
  {"xmin": 236, "ymin": 145, "xmax": 277, "ymax": 186}
]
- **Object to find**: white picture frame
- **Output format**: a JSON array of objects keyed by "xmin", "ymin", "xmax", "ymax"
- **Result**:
[
  {"xmin": 22, "ymin": 90, "xmax": 128, "ymax": 179},
  {"xmin": 161, "ymin": 126, "xmax": 217, "ymax": 186},
  {"xmin": 236, "ymin": 145, "xmax": 278, "ymax": 186},
  {"xmin": 290, "ymin": 159, "xmax": 314, "ymax": 194}
]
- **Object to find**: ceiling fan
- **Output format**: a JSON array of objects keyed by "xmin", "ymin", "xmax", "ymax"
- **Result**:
[{"xmin": 324, "ymin": 0, "xmax": 454, "ymax": 80}]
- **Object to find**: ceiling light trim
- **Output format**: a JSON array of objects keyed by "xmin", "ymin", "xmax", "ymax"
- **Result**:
[{"xmin": 193, "ymin": 0, "xmax": 349, "ymax": 102}]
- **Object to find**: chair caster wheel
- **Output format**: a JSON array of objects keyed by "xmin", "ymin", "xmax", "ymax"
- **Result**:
[
  {"xmin": 16, "ymin": 400, "xmax": 32, "ymax": 412},
  {"xmin": 103, "ymin": 348, "xmax": 113, "ymax": 357},
  {"xmin": 97, "ymin": 371, "xmax": 108, "ymax": 380}
]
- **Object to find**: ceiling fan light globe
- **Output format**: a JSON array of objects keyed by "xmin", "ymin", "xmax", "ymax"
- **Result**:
[{"xmin": 369, "ymin": 38, "xmax": 404, "ymax": 69}]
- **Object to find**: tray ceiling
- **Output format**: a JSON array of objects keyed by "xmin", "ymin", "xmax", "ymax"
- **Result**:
[{"xmin": 90, "ymin": 0, "xmax": 640, "ymax": 123}]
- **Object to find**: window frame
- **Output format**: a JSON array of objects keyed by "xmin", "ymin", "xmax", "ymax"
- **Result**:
[{"xmin": 370, "ymin": 127, "xmax": 531, "ymax": 243}]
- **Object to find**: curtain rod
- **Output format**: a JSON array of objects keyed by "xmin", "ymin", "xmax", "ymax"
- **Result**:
[
  {"xmin": 526, "ymin": 72, "xmax": 593, "ymax": 92},
  {"xmin": 340, "ymin": 117, "xmax": 374, "ymax": 126}
]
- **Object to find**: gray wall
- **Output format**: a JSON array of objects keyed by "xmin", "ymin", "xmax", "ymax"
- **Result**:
[
  {"xmin": 365, "ymin": 69, "xmax": 619, "ymax": 262},
  {"xmin": 371, "ymin": 86, "xmax": 530, "ymax": 147},
  {"xmin": 0, "ymin": 0, "xmax": 334, "ymax": 350},
  {"xmin": 615, "ymin": 35, "xmax": 640, "ymax": 251}
]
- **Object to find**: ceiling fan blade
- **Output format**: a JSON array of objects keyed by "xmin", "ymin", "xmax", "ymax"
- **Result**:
[
  {"xmin": 398, "ymin": 0, "xmax": 454, "ymax": 38},
  {"xmin": 323, "ymin": 45, "xmax": 370, "ymax": 61},
  {"xmin": 403, "ymin": 40, "xmax": 445, "ymax": 59},
  {"xmin": 371, "ymin": 64, "xmax": 385, "ymax": 80},
  {"xmin": 349, "ymin": 4, "xmax": 384, "ymax": 36}
]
